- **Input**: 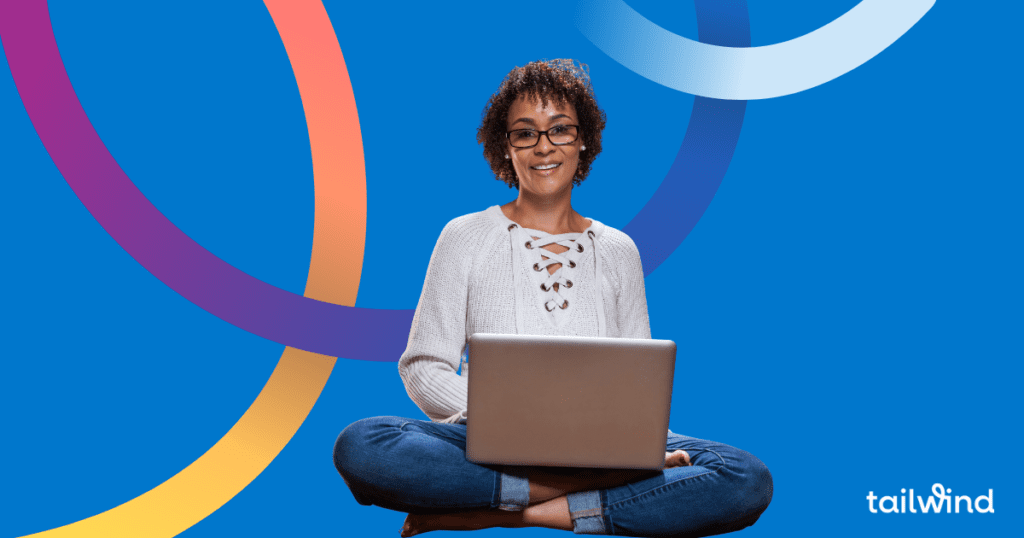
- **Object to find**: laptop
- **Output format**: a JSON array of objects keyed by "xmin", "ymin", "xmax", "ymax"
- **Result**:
[{"xmin": 465, "ymin": 333, "xmax": 676, "ymax": 470}]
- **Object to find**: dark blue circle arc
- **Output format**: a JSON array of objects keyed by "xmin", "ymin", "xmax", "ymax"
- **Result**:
[{"xmin": 623, "ymin": 0, "xmax": 750, "ymax": 276}]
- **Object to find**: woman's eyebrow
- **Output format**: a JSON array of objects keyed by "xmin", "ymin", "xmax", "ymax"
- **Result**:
[{"xmin": 510, "ymin": 114, "xmax": 574, "ymax": 127}]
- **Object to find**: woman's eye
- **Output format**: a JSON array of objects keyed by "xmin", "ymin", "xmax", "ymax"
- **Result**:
[
  {"xmin": 550, "ymin": 125, "xmax": 568, "ymax": 135},
  {"xmin": 513, "ymin": 130, "xmax": 537, "ymax": 140}
]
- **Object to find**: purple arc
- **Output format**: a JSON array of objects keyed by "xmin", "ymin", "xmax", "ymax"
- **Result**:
[{"xmin": 1, "ymin": 1, "xmax": 749, "ymax": 361}]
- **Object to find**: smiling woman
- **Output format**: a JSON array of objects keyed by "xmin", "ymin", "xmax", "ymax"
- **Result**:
[
  {"xmin": 477, "ymin": 58, "xmax": 605, "ymax": 191},
  {"xmin": 332, "ymin": 59, "xmax": 773, "ymax": 538},
  {"xmin": 505, "ymin": 98, "xmax": 584, "ymax": 204}
]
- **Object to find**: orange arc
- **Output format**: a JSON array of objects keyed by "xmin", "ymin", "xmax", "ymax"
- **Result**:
[
  {"xmin": 267, "ymin": 0, "xmax": 368, "ymax": 305},
  {"xmin": 22, "ymin": 2, "xmax": 366, "ymax": 537}
]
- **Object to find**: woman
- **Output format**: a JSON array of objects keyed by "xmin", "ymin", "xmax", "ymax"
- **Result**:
[{"xmin": 334, "ymin": 59, "xmax": 772, "ymax": 537}]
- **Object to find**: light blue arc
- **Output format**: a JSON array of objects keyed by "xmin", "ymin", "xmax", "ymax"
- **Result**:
[{"xmin": 576, "ymin": 0, "xmax": 935, "ymax": 100}]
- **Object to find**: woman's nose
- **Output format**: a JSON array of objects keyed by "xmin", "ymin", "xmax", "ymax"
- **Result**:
[{"xmin": 534, "ymin": 133, "xmax": 555, "ymax": 153}]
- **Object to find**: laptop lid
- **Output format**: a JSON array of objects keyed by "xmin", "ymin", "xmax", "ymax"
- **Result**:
[{"xmin": 466, "ymin": 333, "xmax": 675, "ymax": 470}]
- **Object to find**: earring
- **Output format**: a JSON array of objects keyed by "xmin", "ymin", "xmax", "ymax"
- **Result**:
[
  {"xmin": 581, "ymin": 145, "xmax": 586, "ymax": 151},
  {"xmin": 505, "ymin": 154, "xmax": 509, "ymax": 159}
]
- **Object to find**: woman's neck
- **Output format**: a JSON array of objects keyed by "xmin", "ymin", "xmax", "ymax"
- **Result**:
[{"xmin": 501, "ymin": 193, "xmax": 588, "ymax": 234}]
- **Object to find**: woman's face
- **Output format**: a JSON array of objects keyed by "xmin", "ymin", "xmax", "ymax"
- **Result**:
[{"xmin": 506, "ymin": 94, "xmax": 582, "ymax": 198}]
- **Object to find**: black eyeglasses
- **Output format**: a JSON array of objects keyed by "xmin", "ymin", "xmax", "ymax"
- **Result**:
[{"xmin": 506, "ymin": 125, "xmax": 580, "ymax": 148}]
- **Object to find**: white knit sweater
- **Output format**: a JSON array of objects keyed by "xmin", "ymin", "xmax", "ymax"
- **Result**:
[{"xmin": 397, "ymin": 205, "xmax": 651, "ymax": 423}]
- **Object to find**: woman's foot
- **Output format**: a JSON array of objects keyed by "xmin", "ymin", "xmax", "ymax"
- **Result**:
[
  {"xmin": 401, "ymin": 510, "xmax": 521, "ymax": 537},
  {"xmin": 665, "ymin": 449, "xmax": 691, "ymax": 468}
]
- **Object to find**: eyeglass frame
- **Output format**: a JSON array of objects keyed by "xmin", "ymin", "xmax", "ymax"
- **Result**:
[{"xmin": 505, "ymin": 124, "xmax": 581, "ymax": 149}]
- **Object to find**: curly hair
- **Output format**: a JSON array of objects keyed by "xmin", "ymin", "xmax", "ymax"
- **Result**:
[{"xmin": 477, "ymin": 59, "xmax": 607, "ymax": 189}]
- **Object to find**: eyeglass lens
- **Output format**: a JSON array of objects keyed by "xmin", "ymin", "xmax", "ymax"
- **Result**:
[{"xmin": 508, "ymin": 125, "xmax": 578, "ymax": 148}]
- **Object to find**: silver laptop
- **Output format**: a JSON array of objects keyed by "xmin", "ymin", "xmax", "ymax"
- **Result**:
[{"xmin": 465, "ymin": 333, "xmax": 676, "ymax": 470}]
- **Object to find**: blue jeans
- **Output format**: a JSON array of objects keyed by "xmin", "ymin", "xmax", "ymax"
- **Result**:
[{"xmin": 334, "ymin": 416, "xmax": 772, "ymax": 537}]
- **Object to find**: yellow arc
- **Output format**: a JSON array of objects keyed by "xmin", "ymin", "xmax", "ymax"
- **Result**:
[{"xmin": 23, "ymin": 1, "xmax": 366, "ymax": 536}]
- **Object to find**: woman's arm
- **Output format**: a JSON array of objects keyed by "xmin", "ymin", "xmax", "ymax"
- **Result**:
[
  {"xmin": 615, "ymin": 235, "xmax": 652, "ymax": 340},
  {"xmin": 397, "ymin": 219, "xmax": 472, "ymax": 422}
]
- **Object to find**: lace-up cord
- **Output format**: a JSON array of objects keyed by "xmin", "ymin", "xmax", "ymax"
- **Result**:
[{"xmin": 526, "ymin": 232, "xmax": 583, "ymax": 312}]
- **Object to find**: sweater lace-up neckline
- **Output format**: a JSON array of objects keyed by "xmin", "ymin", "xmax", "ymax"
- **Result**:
[
  {"xmin": 521, "ymin": 230, "xmax": 581, "ymax": 312},
  {"xmin": 499, "ymin": 207, "xmax": 607, "ymax": 338}
]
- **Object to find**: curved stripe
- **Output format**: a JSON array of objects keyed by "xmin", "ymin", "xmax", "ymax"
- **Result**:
[
  {"xmin": 0, "ymin": 2, "xmax": 411, "ymax": 363},
  {"xmin": 266, "ymin": 0, "xmax": 367, "ymax": 305},
  {"xmin": 14, "ymin": 2, "xmax": 359, "ymax": 537},
  {"xmin": 624, "ymin": 1, "xmax": 749, "ymax": 276},
  {"xmin": 576, "ymin": 0, "xmax": 934, "ymax": 100}
]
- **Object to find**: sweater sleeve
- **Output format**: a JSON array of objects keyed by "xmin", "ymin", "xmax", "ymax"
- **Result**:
[
  {"xmin": 397, "ymin": 220, "xmax": 471, "ymax": 422},
  {"xmin": 616, "ymin": 235, "xmax": 653, "ymax": 340}
]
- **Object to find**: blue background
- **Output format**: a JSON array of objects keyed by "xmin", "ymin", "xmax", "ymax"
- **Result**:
[{"xmin": 2, "ymin": 1, "xmax": 1020, "ymax": 537}]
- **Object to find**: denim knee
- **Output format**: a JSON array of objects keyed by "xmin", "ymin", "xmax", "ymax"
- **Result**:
[
  {"xmin": 685, "ymin": 449, "xmax": 773, "ymax": 536},
  {"xmin": 333, "ymin": 416, "xmax": 403, "ymax": 505},
  {"xmin": 686, "ymin": 444, "xmax": 773, "ymax": 534},
  {"xmin": 729, "ymin": 449, "xmax": 773, "ymax": 526},
  {"xmin": 334, "ymin": 418, "xmax": 369, "ymax": 476}
]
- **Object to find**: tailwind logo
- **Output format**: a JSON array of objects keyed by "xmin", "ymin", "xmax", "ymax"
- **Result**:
[{"xmin": 867, "ymin": 483, "xmax": 994, "ymax": 514}]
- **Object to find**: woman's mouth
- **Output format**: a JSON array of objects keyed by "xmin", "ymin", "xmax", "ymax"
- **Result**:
[{"xmin": 531, "ymin": 163, "xmax": 560, "ymax": 171}]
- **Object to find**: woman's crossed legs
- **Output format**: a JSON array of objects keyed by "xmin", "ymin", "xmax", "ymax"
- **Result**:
[{"xmin": 333, "ymin": 416, "xmax": 772, "ymax": 537}]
